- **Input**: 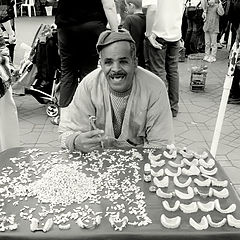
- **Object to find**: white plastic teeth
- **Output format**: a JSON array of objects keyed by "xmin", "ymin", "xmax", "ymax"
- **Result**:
[
  {"xmin": 182, "ymin": 165, "xmax": 200, "ymax": 176},
  {"xmin": 178, "ymin": 148, "xmax": 194, "ymax": 159},
  {"xmin": 214, "ymin": 199, "xmax": 236, "ymax": 214},
  {"xmin": 189, "ymin": 216, "xmax": 208, "ymax": 230},
  {"xmin": 76, "ymin": 218, "xmax": 87, "ymax": 228},
  {"xmin": 212, "ymin": 188, "xmax": 229, "ymax": 199},
  {"xmin": 194, "ymin": 187, "xmax": 213, "ymax": 198},
  {"xmin": 58, "ymin": 223, "xmax": 71, "ymax": 230},
  {"xmin": 194, "ymin": 178, "xmax": 211, "ymax": 187},
  {"xmin": 199, "ymin": 166, "xmax": 218, "ymax": 176},
  {"xmin": 163, "ymin": 150, "xmax": 177, "ymax": 159},
  {"xmin": 182, "ymin": 158, "xmax": 198, "ymax": 166},
  {"xmin": 151, "ymin": 168, "xmax": 164, "ymax": 177},
  {"xmin": 197, "ymin": 201, "xmax": 215, "ymax": 212},
  {"xmin": 150, "ymin": 159, "xmax": 165, "ymax": 168},
  {"xmin": 206, "ymin": 214, "xmax": 226, "ymax": 228},
  {"xmin": 193, "ymin": 151, "xmax": 208, "ymax": 159},
  {"xmin": 43, "ymin": 218, "xmax": 54, "ymax": 232},
  {"xmin": 179, "ymin": 202, "xmax": 198, "ymax": 213},
  {"xmin": 175, "ymin": 186, "xmax": 194, "ymax": 200},
  {"xmin": 162, "ymin": 200, "xmax": 180, "ymax": 212},
  {"xmin": 199, "ymin": 158, "xmax": 215, "ymax": 169},
  {"xmin": 30, "ymin": 218, "xmax": 40, "ymax": 232},
  {"xmin": 211, "ymin": 179, "xmax": 228, "ymax": 187},
  {"xmin": 168, "ymin": 160, "xmax": 184, "ymax": 168},
  {"xmin": 165, "ymin": 167, "xmax": 181, "ymax": 177},
  {"xmin": 227, "ymin": 214, "xmax": 240, "ymax": 228},
  {"xmin": 173, "ymin": 176, "xmax": 192, "ymax": 188},
  {"xmin": 148, "ymin": 152, "xmax": 162, "ymax": 161},
  {"xmin": 166, "ymin": 143, "xmax": 177, "ymax": 151},
  {"xmin": 153, "ymin": 176, "xmax": 169, "ymax": 188},
  {"xmin": 160, "ymin": 214, "xmax": 181, "ymax": 229},
  {"xmin": 144, "ymin": 163, "xmax": 151, "ymax": 174},
  {"xmin": 156, "ymin": 188, "xmax": 174, "ymax": 199}
]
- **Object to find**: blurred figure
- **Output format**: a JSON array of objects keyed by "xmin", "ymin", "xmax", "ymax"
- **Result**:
[
  {"xmin": 0, "ymin": 0, "xmax": 16, "ymax": 62},
  {"xmin": 202, "ymin": 0, "xmax": 224, "ymax": 63},
  {"xmin": 227, "ymin": 0, "xmax": 240, "ymax": 104},
  {"xmin": 184, "ymin": 0, "xmax": 205, "ymax": 56},
  {"xmin": 143, "ymin": 0, "xmax": 185, "ymax": 118},
  {"xmin": 0, "ymin": 29, "xmax": 19, "ymax": 152},
  {"xmin": 54, "ymin": 0, "xmax": 119, "ymax": 124},
  {"xmin": 123, "ymin": 0, "xmax": 146, "ymax": 67}
]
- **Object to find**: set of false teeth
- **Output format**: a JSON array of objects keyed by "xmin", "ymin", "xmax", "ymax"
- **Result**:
[
  {"xmin": 162, "ymin": 199, "xmax": 236, "ymax": 214},
  {"xmin": 160, "ymin": 214, "xmax": 240, "ymax": 230},
  {"xmin": 156, "ymin": 186, "xmax": 229, "ymax": 199},
  {"xmin": 152, "ymin": 175, "xmax": 228, "ymax": 189}
]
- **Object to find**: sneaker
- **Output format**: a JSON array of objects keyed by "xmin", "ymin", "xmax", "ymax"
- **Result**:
[
  {"xmin": 208, "ymin": 56, "xmax": 216, "ymax": 63},
  {"xmin": 228, "ymin": 96, "xmax": 240, "ymax": 104},
  {"xmin": 203, "ymin": 55, "xmax": 209, "ymax": 61},
  {"xmin": 217, "ymin": 42, "xmax": 223, "ymax": 49}
]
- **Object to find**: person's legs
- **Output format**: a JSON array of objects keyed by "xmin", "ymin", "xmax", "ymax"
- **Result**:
[
  {"xmin": 184, "ymin": 19, "xmax": 193, "ymax": 55},
  {"xmin": 204, "ymin": 31, "xmax": 211, "ymax": 61},
  {"xmin": 209, "ymin": 32, "xmax": 218, "ymax": 62},
  {"xmin": 58, "ymin": 27, "xmax": 79, "ymax": 108},
  {"xmin": 147, "ymin": 37, "xmax": 167, "ymax": 85},
  {"xmin": 228, "ymin": 62, "xmax": 240, "ymax": 103},
  {"xmin": 165, "ymin": 40, "xmax": 180, "ymax": 116}
]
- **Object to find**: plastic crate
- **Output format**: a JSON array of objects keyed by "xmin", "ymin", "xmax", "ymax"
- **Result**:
[
  {"xmin": 190, "ymin": 70, "xmax": 207, "ymax": 91},
  {"xmin": 178, "ymin": 48, "xmax": 186, "ymax": 62}
]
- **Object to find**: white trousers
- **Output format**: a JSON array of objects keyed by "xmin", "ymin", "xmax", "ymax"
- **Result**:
[{"xmin": 0, "ymin": 87, "xmax": 20, "ymax": 152}]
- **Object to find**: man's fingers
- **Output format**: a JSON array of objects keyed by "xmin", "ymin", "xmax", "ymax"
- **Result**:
[{"xmin": 84, "ymin": 129, "xmax": 104, "ymax": 138}]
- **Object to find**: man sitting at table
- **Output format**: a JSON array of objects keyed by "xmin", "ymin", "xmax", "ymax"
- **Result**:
[{"xmin": 58, "ymin": 29, "xmax": 174, "ymax": 153}]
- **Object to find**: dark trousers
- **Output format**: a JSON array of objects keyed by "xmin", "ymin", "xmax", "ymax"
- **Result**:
[
  {"xmin": 58, "ymin": 21, "xmax": 106, "ymax": 107},
  {"xmin": 184, "ymin": 11, "xmax": 205, "ymax": 55},
  {"xmin": 230, "ymin": 62, "xmax": 240, "ymax": 98},
  {"xmin": 144, "ymin": 37, "xmax": 180, "ymax": 114}
]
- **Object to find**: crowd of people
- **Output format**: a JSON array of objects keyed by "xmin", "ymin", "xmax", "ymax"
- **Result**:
[{"xmin": 0, "ymin": 0, "xmax": 240, "ymax": 153}]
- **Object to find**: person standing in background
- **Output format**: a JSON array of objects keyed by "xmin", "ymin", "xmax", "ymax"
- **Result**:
[
  {"xmin": 184, "ymin": 0, "xmax": 205, "ymax": 56},
  {"xmin": 0, "ymin": 28, "xmax": 19, "ymax": 152},
  {"xmin": 54, "ymin": 0, "xmax": 119, "ymax": 125},
  {"xmin": 123, "ymin": 0, "xmax": 146, "ymax": 68},
  {"xmin": 0, "ymin": 0, "xmax": 16, "ymax": 63},
  {"xmin": 202, "ymin": 0, "xmax": 224, "ymax": 63},
  {"xmin": 143, "ymin": 0, "xmax": 185, "ymax": 118}
]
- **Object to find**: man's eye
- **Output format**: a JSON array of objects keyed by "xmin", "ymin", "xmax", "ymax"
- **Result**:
[
  {"xmin": 120, "ymin": 60, "xmax": 128, "ymax": 64},
  {"xmin": 104, "ymin": 60, "xmax": 112, "ymax": 65}
]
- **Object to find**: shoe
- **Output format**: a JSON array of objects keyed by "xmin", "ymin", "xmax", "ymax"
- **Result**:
[
  {"xmin": 50, "ymin": 116, "xmax": 60, "ymax": 125},
  {"xmin": 217, "ymin": 42, "xmax": 223, "ymax": 49},
  {"xmin": 207, "ymin": 56, "xmax": 216, "ymax": 63},
  {"xmin": 203, "ymin": 55, "xmax": 209, "ymax": 61},
  {"xmin": 172, "ymin": 111, "xmax": 178, "ymax": 118},
  {"xmin": 228, "ymin": 97, "xmax": 240, "ymax": 104}
]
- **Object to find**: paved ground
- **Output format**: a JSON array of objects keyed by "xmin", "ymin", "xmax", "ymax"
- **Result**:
[{"xmin": 12, "ymin": 17, "xmax": 240, "ymax": 195}]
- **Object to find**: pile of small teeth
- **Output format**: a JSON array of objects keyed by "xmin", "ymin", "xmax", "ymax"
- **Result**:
[{"xmin": 28, "ymin": 164, "xmax": 96, "ymax": 206}]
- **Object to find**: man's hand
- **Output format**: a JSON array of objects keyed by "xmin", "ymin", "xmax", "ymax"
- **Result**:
[
  {"xmin": 148, "ymin": 33, "xmax": 163, "ymax": 49},
  {"xmin": 74, "ymin": 129, "xmax": 104, "ymax": 153}
]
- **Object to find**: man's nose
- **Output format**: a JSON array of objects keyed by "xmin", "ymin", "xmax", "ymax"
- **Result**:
[{"xmin": 112, "ymin": 61, "xmax": 121, "ymax": 71}]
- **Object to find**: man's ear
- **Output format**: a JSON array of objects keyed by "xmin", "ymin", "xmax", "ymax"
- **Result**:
[{"xmin": 134, "ymin": 57, "xmax": 138, "ymax": 67}]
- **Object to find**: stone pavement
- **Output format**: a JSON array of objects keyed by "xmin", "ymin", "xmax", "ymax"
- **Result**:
[{"xmin": 12, "ymin": 17, "xmax": 240, "ymax": 195}]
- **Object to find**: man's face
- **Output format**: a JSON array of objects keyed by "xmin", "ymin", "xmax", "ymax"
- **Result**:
[{"xmin": 100, "ymin": 41, "xmax": 137, "ymax": 93}]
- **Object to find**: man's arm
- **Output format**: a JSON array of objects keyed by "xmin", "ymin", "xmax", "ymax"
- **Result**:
[
  {"xmin": 143, "ymin": 81, "xmax": 175, "ymax": 148},
  {"xmin": 101, "ymin": 0, "xmax": 119, "ymax": 31},
  {"xmin": 58, "ymin": 74, "xmax": 104, "ymax": 153}
]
